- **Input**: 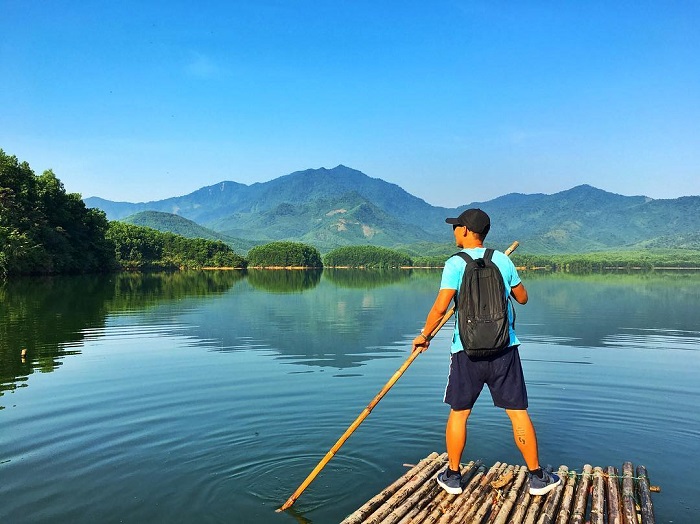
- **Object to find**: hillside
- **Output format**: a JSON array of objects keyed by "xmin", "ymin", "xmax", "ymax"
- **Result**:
[
  {"xmin": 121, "ymin": 211, "xmax": 256, "ymax": 254},
  {"xmin": 84, "ymin": 167, "xmax": 700, "ymax": 254}
]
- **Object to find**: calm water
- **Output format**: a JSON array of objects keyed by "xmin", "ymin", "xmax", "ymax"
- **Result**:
[{"xmin": 1, "ymin": 270, "xmax": 699, "ymax": 523}]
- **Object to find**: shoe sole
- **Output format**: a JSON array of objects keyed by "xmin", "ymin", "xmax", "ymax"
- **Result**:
[
  {"xmin": 529, "ymin": 477, "xmax": 561, "ymax": 496},
  {"xmin": 436, "ymin": 476, "xmax": 463, "ymax": 495}
]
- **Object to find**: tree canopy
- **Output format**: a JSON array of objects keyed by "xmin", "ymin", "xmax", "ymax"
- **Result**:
[
  {"xmin": 247, "ymin": 241, "xmax": 322, "ymax": 267},
  {"xmin": 0, "ymin": 149, "xmax": 114, "ymax": 277},
  {"xmin": 106, "ymin": 222, "xmax": 246, "ymax": 270}
]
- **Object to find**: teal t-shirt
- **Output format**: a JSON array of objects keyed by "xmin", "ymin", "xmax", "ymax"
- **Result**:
[{"xmin": 440, "ymin": 247, "xmax": 521, "ymax": 353}]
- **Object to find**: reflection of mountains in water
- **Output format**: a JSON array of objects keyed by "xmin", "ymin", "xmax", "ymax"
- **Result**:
[{"xmin": 0, "ymin": 271, "xmax": 245, "ymax": 401}]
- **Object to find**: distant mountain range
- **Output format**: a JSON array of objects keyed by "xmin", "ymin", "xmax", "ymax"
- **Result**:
[{"xmin": 84, "ymin": 165, "xmax": 700, "ymax": 254}]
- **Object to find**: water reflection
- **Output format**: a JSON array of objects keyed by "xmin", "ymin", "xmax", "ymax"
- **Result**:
[
  {"xmin": 0, "ymin": 271, "xmax": 244, "ymax": 402},
  {"xmin": 520, "ymin": 270, "xmax": 700, "ymax": 349},
  {"xmin": 246, "ymin": 268, "xmax": 322, "ymax": 293},
  {"xmin": 323, "ymin": 268, "xmax": 412, "ymax": 289},
  {"xmin": 3, "ymin": 269, "xmax": 699, "ymax": 403}
]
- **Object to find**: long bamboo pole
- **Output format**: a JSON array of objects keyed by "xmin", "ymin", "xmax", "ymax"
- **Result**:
[{"xmin": 277, "ymin": 241, "xmax": 520, "ymax": 512}]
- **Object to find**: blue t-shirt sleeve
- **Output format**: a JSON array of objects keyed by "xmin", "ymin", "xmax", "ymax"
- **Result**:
[
  {"xmin": 494, "ymin": 251, "xmax": 521, "ymax": 290},
  {"xmin": 440, "ymin": 255, "xmax": 463, "ymax": 290}
]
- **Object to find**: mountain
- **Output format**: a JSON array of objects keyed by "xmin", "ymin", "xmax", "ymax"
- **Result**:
[{"xmin": 84, "ymin": 167, "xmax": 700, "ymax": 254}]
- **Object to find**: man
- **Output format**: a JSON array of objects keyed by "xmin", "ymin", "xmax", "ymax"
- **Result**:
[{"xmin": 412, "ymin": 208, "xmax": 560, "ymax": 496}]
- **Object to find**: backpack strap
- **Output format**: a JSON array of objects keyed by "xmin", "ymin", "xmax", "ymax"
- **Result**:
[
  {"xmin": 452, "ymin": 251, "xmax": 473, "ymax": 264},
  {"xmin": 455, "ymin": 248, "xmax": 517, "ymax": 330},
  {"xmin": 451, "ymin": 252, "xmax": 472, "ymax": 309}
]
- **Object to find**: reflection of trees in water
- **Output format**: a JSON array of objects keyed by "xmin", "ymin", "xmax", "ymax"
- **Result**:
[
  {"xmin": 520, "ymin": 269, "xmax": 699, "ymax": 284},
  {"xmin": 109, "ymin": 270, "xmax": 244, "ymax": 308},
  {"xmin": 520, "ymin": 271, "xmax": 700, "ymax": 348},
  {"xmin": 323, "ymin": 268, "xmax": 413, "ymax": 289},
  {"xmin": 246, "ymin": 269, "xmax": 322, "ymax": 293},
  {"xmin": 0, "ymin": 271, "xmax": 243, "ymax": 401}
]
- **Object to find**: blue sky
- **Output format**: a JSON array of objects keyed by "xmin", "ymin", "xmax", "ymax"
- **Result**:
[{"xmin": 2, "ymin": 1, "xmax": 698, "ymax": 206}]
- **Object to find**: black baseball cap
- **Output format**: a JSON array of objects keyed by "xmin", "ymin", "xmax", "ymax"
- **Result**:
[{"xmin": 445, "ymin": 208, "xmax": 491, "ymax": 236}]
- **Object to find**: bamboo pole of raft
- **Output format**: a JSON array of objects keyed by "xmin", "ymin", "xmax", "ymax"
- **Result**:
[
  {"xmin": 486, "ymin": 464, "xmax": 518, "ymax": 524},
  {"xmin": 378, "ymin": 472, "xmax": 442, "ymax": 524},
  {"xmin": 361, "ymin": 455, "xmax": 448, "ymax": 524},
  {"xmin": 507, "ymin": 476, "xmax": 532, "ymax": 524},
  {"xmin": 403, "ymin": 461, "xmax": 480, "ymax": 524},
  {"xmin": 554, "ymin": 468, "xmax": 576, "ymax": 524},
  {"xmin": 621, "ymin": 462, "xmax": 638, "ymax": 524},
  {"xmin": 389, "ymin": 462, "xmax": 480, "ymax": 524},
  {"xmin": 472, "ymin": 463, "xmax": 514, "ymax": 523},
  {"xmin": 636, "ymin": 465, "xmax": 655, "ymax": 524},
  {"xmin": 451, "ymin": 462, "xmax": 505, "ymax": 522},
  {"xmin": 277, "ymin": 243, "xmax": 519, "ymax": 512},
  {"xmin": 606, "ymin": 466, "xmax": 622, "ymax": 524},
  {"xmin": 446, "ymin": 462, "xmax": 500, "ymax": 522},
  {"xmin": 436, "ymin": 464, "xmax": 488, "ymax": 524},
  {"xmin": 340, "ymin": 453, "xmax": 442, "ymax": 524},
  {"xmin": 492, "ymin": 466, "xmax": 528, "ymax": 524},
  {"xmin": 535, "ymin": 465, "xmax": 568, "ymax": 524},
  {"xmin": 524, "ymin": 466, "xmax": 559, "ymax": 524},
  {"xmin": 590, "ymin": 466, "xmax": 605, "ymax": 524},
  {"xmin": 380, "ymin": 462, "xmax": 470, "ymax": 524},
  {"xmin": 401, "ymin": 489, "xmax": 449, "ymax": 524},
  {"xmin": 523, "ymin": 470, "xmax": 551, "ymax": 524},
  {"xmin": 400, "ymin": 482, "xmax": 452, "ymax": 524},
  {"xmin": 569, "ymin": 464, "xmax": 593, "ymax": 524},
  {"xmin": 400, "ymin": 487, "xmax": 449, "ymax": 524}
]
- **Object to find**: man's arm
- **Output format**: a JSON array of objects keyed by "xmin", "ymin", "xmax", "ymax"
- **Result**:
[
  {"xmin": 412, "ymin": 288, "xmax": 456, "ymax": 352},
  {"xmin": 511, "ymin": 282, "xmax": 528, "ymax": 304}
]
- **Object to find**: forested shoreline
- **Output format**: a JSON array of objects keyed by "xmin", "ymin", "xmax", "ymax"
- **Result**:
[
  {"xmin": 0, "ymin": 150, "xmax": 246, "ymax": 277},
  {"xmin": 2, "ymin": 149, "xmax": 699, "ymax": 278}
]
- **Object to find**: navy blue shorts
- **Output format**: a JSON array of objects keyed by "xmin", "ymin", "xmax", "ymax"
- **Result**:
[{"xmin": 443, "ymin": 346, "xmax": 528, "ymax": 411}]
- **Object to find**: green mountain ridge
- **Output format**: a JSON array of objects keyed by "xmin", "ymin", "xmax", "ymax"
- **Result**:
[{"xmin": 84, "ymin": 167, "xmax": 700, "ymax": 254}]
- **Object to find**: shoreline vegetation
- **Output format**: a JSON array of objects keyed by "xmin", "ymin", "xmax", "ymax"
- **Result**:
[{"xmin": 3, "ymin": 149, "xmax": 700, "ymax": 279}]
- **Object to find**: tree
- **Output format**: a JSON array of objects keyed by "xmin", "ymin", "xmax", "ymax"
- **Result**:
[
  {"xmin": 247, "ymin": 241, "xmax": 322, "ymax": 268},
  {"xmin": 106, "ymin": 222, "xmax": 246, "ymax": 270},
  {"xmin": 0, "ymin": 149, "xmax": 116, "ymax": 276}
]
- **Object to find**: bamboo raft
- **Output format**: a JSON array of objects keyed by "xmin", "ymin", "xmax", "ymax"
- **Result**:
[{"xmin": 341, "ymin": 452, "xmax": 657, "ymax": 524}]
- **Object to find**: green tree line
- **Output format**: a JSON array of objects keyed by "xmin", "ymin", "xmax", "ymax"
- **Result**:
[
  {"xmin": 1, "ymin": 150, "xmax": 246, "ymax": 276},
  {"xmin": 0, "ymin": 150, "xmax": 114, "ymax": 277},
  {"xmin": 106, "ymin": 222, "xmax": 246, "ymax": 270},
  {"xmin": 511, "ymin": 250, "xmax": 700, "ymax": 271},
  {"xmin": 247, "ymin": 241, "xmax": 322, "ymax": 267},
  {"xmin": 4, "ymin": 150, "xmax": 700, "ymax": 277}
]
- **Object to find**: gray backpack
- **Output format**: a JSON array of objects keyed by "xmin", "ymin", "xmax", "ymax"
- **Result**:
[{"xmin": 453, "ymin": 249, "xmax": 514, "ymax": 357}]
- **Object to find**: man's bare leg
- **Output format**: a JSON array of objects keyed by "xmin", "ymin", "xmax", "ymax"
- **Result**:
[
  {"xmin": 505, "ymin": 409, "xmax": 539, "ymax": 470},
  {"xmin": 446, "ymin": 408, "xmax": 471, "ymax": 470}
]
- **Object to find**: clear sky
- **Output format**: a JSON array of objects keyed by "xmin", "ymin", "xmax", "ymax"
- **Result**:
[{"xmin": 2, "ymin": 1, "xmax": 698, "ymax": 206}]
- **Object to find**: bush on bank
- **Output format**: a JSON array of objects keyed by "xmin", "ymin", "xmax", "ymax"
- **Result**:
[{"xmin": 247, "ymin": 241, "xmax": 322, "ymax": 268}]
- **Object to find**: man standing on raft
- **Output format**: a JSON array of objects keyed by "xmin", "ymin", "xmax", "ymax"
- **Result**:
[{"xmin": 412, "ymin": 208, "xmax": 560, "ymax": 496}]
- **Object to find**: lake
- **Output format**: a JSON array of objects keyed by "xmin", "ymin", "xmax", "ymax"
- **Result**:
[{"xmin": 1, "ymin": 269, "xmax": 698, "ymax": 523}]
